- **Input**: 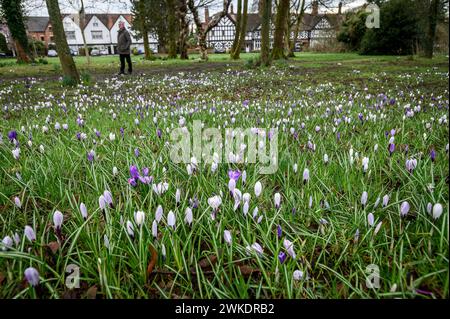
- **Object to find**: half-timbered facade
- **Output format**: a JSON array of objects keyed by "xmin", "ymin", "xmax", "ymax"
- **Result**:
[{"xmin": 205, "ymin": 9, "xmax": 343, "ymax": 52}]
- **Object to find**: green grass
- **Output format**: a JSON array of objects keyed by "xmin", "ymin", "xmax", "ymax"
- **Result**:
[{"xmin": 0, "ymin": 53, "xmax": 448, "ymax": 299}]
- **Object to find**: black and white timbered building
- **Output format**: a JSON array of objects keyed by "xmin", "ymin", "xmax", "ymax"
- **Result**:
[{"xmin": 204, "ymin": 4, "xmax": 343, "ymax": 52}]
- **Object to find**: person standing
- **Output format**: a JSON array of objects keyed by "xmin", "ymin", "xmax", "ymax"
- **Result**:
[{"xmin": 117, "ymin": 21, "xmax": 132, "ymax": 75}]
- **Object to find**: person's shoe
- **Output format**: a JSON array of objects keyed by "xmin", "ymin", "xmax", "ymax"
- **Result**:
[{"xmin": 118, "ymin": 72, "xmax": 125, "ymax": 76}]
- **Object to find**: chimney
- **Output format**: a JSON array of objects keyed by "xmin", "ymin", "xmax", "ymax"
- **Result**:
[
  {"xmin": 230, "ymin": 3, "xmax": 234, "ymax": 14},
  {"xmin": 338, "ymin": 2, "xmax": 342, "ymax": 15},
  {"xmin": 204, "ymin": 7, "xmax": 209, "ymax": 23},
  {"xmin": 312, "ymin": 1, "xmax": 319, "ymax": 16}
]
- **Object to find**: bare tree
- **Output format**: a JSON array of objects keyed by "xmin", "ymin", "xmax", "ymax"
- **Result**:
[
  {"xmin": 271, "ymin": 0, "xmax": 289, "ymax": 59},
  {"xmin": 177, "ymin": 0, "xmax": 190, "ymax": 59},
  {"xmin": 187, "ymin": 0, "xmax": 232, "ymax": 60}
]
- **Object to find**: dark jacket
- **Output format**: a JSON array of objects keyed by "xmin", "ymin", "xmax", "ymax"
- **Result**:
[{"xmin": 117, "ymin": 28, "xmax": 132, "ymax": 55}]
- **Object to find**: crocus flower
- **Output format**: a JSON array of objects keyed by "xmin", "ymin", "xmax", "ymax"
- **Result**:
[
  {"xmin": 388, "ymin": 143, "xmax": 395, "ymax": 156},
  {"xmin": 405, "ymin": 158, "xmax": 417, "ymax": 173},
  {"xmin": 24, "ymin": 225, "xmax": 36, "ymax": 242},
  {"xmin": 293, "ymin": 270, "xmax": 304, "ymax": 281},
  {"xmin": 382, "ymin": 194, "xmax": 389, "ymax": 207},
  {"xmin": 250, "ymin": 242, "xmax": 264, "ymax": 256},
  {"xmin": 427, "ymin": 202, "xmax": 433, "ymax": 215},
  {"xmin": 53, "ymin": 210, "xmax": 63, "ymax": 230},
  {"xmin": 167, "ymin": 211, "xmax": 176, "ymax": 229},
  {"xmin": 152, "ymin": 220, "xmax": 158, "ymax": 238},
  {"xmin": 175, "ymin": 189, "xmax": 181, "ymax": 205},
  {"xmin": 228, "ymin": 178, "xmax": 236, "ymax": 194},
  {"xmin": 7, "ymin": 130, "xmax": 17, "ymax": 142},
  {"xmin": 98, "ymin": 195, "xmax": 106, "ymax": 211},
  {"xmin": 278, "ymin": 251, "xmax": 287, "ymax": 264},
  {"xmin": 112, "ymin": 166, "xmax": 118, "ymax": 176},
  {"xmin": 155, "ymin": 205, "xmax": 163, "ymax": 223},
  {"xmin": 293, "ymin": 163, "xmax": 298, "ymax": 173},
  {"xmin": 432, "ymin": 203, "xmax": 443, "ymax": 220},
  {"xmin": 80, "ymin": 203, "xmax": 88, "ymax": 220},
  {"xmin": 208, "ymin": 195, "xmax": 222, "ymax": 211},
  {"xmin": 224, "ymin": 230, "xmax": 232, "ymax": 245},
  {"xmin": 134, "ymin": 148, "xmax": 139, "ymax": 157},
  {"xmin": 374, "ymin": 221, "xmax": 383, "ymax": 235},
  {"xmin": 324, "ymin": 154, "xmax": 329, "ymax": 164},
  {"xmin": 87, "ymin": 150, "xmax": 95, "ymax": 162},
  {"xmin": 24, "ymin": 267, "xmax": 40, "ymax": 287},
  {"xmin": 243, "ymin": 202, "xmax": 249, "ymax": 216},
  {"xmin": 161, "ymin": 244, "xmax": 166, "ymax": 261},
  {"xmin": 134, "ymin": 211, "xmax": 145, "ymax": 227},
  {"xmin": 274, "ymin": 193, "xmax": 281, "ymax": 209},
  {"xmin": 283, "ymin": 239, "xmax": 296, "ymax": 259},
  {"xmin": 303, "ymin": 168, "xmax": 310, "ymax": 184},
  {"xmin": 130, "ymin": 165, "xmax": 139, "ymax": 179},
  {"xmin": 361, "ymin": 191, "xmax": 368, "ymax": 207},
  {"xmin": 184, "ymin": 207, "xmax": 193, "ymax": 226},
  {"xmin": 12, "ymin": 148, "xmax": 20, "ymax": 160},
  {"xmin": 228, "ymin": 169, "xmax": 241, "ymax": 181},
  {"xmin": 368, "ymin": 213, "xmax": 375, "ymax": 227},
  {"xmin": 126, "ymin": 220, "xmax": 134, "ymax": 238},
  {"xmin": 277, "ymin": 225, "xmax": 282, "ymax": 239},
  {"xmin": 14, "ymin": 196, "xmax": 21, "ymax": 209},
  {"xmin": 254, "ymin": 182, "xmax": 262, "ymax": 197},
  {"xmin": 400, "ymin": 201, "xmax": 410, "ymax": 217},
  {"xmin": 374, "ymin": 197, "xmax": 380, "ymax": 209},
  {"xmin": 2, "ymin": 236, "xmax": 13, "ymax": 250},
  {"xmin": 103, "ymin": 190, "xmax": 114, "ymax": 208},
  {"xmin": 430, "ymin": 149, "xmax": 436, "ymax": 162},
  {"xmin": 362, "ymin": 157, "xmax": 369, "ymax": 173},
  {"xmin": 104, "ymin": 234, "xmax": 110, "ymax": 249},
  {"xmin": 354, "ymin": 229, "xmax": 360, "ymax": 243}
]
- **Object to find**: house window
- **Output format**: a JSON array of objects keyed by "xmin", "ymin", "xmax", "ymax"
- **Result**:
[
  {"xmin": 50, "ymin": 36, "xmax": 54, "ymax": 41},
  {"xmin": 40, "ymin": 36, "xmax": 44, "ymax": 41},
  {"xmin": 211, "ymin": 30, "xmax": 214, "ymax": 36},
  {"xmin": 91, "ymin": 31, "xmax": 103, "ymax": 39},
  {"xmin": 222, "ymin": 30, "xmax": 225, "ymax": 36},
  {"xmin": 65, "ymin": 31, "xmax": 76, "ymax": 40},
  {"xmin": 93, "ymin": 22, "xmax": 99, "ymax": 27}
]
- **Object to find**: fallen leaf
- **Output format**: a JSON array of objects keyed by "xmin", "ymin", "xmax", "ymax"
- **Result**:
[
  {"xmin": 47, "ymin": 241, "xmax": 60, "ymax": 254},
  {"xmin": 86, "ymin": 285, "xmax": 97, "ymax": 299},
  {"xmin": 147, "ymin": 245, "xmax": 158, "ymax": 280}
]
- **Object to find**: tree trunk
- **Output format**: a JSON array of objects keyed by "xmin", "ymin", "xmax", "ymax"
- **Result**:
[
  {"xmin": 232, "ymin": 0, "xmax": 248, "ymax": 59},
  {"xmin": 46, "ymin": 0, "xmax": 80, "ymax": 83},
  {"xmin": 424, "ymin": 0, "xmax": 439, "ymax": 58},
  {"xmin": 14, "ymin": 39, "xmax": 30, "ymax": 63},
  {"xmin": 290, "ymin": 1, "xmax": 305, "ymax": 56},
  {"xmin": 260, "ymin": 0, "xmax": 272, "ymax": 66},
  {"xmin": 230, "ymin": 0, "xmax": 242, "ymax": 57},
  {"xmin": 271, "ymin": 0, "xmax": 289, "ymax": 60},
  {"xmin": 79, "ymin": 1, "xmax": 91, "ymax": 64},
  {"xmin": 138, "ymin": 0, "xmax": 152, "ymax": 59},
  {"xmin": 178, "ymin": 0, "xmax": 189, "ymax": 60},
  {"xmin": 166, "ymin": 0, "xmax": 178, "ymax": 59},
  {"xmin": 1, "ymin": 0, "xmax": 33, "ymax": 63},
  {"xmin": 198, "ymin": 32, "xmax": 208, "ymax": 60}
]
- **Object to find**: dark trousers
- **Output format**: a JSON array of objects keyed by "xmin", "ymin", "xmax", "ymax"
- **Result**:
[{"xmin": 119, "ymin": 54, "xmax": 132, "ymax": 74}]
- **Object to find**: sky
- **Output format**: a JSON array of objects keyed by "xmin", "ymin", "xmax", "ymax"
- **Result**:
[{"xmin": 25, "ymin": 0, "xmax": 368, "ymax": 17}]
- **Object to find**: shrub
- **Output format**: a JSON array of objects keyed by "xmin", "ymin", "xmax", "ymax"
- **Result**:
[{"xmin": 61, "ymin": 75, "xmax": 77, "ymax": 87}]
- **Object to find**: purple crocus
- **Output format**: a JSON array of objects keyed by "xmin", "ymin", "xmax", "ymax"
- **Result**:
[
  {"xmin": 278, "ymin": 251, "xmax": 287, "ymax": 264},
  {"xmin": 157, "ymin": 128, "xmax": 162, "ymax": 138},
  {"xmin": 430, "ymin": 149, "xmax": 436, "ymax": 162},
  {"xmin": 24, "ymin": 267, "xmax": 40, "ymax": 287},
  {"xmin": 120, "ymin": 127, "xmax": 124, "ymax": 137},
  {"xmin": 87, "ymin": 150, "xmax": 95, "ymax": 162},
  {"xmin": 388, "ymin": 143, "xmax": 395, "ymax": 156},
  {"xmin": 277, "ymin": 225, "xmax": 282, "ymax": 239},
  {"xmin": 228, "ymin": 169, "xmax": 241, "ymax": 181},
  {"xmin": 134, "ymin": 148, "xmax": 140, "ymax": 157},
  {"xmin": 7, "ymin": 130, "xmax": 17, "ymax": 142},
  {"xmin": 130, "ymin": 165, "xmax": 139, "ymax": 179}
]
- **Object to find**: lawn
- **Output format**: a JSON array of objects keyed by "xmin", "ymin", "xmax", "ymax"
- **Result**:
[{"xmin": 0, "ymin": 53, "xmax": 448, "ymax": 299}]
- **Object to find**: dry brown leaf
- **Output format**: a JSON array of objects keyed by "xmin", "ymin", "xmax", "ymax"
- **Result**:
[
  {"xmin": 86, "ymin": 285, "xmax": 97, "ymax": 299},
  {"xmin": 147, "ymin": 245, "xmax": 158, "ymax": 280}
]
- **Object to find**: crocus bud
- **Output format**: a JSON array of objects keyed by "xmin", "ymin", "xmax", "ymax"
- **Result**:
[
  {"xmin": 126, "ymin": 220, "xmax": 134, "ymax": 238},
  {"xmin": 283, "ymin": 239, "xmax": 296, "ymax": 259},
  {"xmin": 432, "ymin": 203, "xmax": 443, "ymax": 220},
  {"xmin": 293, "ymin": 270, "xmax": 304, "ymax": 281},
  {"xmin": 274, "ymin": 193, "xmax": 281, "ymax": 209},
  {"xmin": 24, "ymin": 267, "xmax": 40, "ymax": 287},
  {"xmin": 254, "ymin": 182, "xmax": 262, "ymax": 197},
  {"xmin": 368, "ymin": 213, "xmax": 375, "ymax": 226},
  {"xmin": 152, "ymin": 220, "xmax": 158, "ymax": 238},
  {"xmin": 53, "ymin": 210, "xmax": 63, "ymax": 230},
  {"xmin": 400, "ymin": 201, "xmax": 410, "ymax": 217},
  {"xmin": 80, "ymin": 203, "xmax": 88, "ymax": 220},
  {"xmin": 184, "ymin": 207, "xmax": 193, "ymax": 226},
  {"xmin": 134, "ymin": 211, "xmax": 145, "ymax": 227},
  {"xmin": 155, "ymin": 205, "xmax": 163, "ymax": 223},
  {"xmin": 14, "ymin": 196, "xmax": 22, "ymax": 209},
  {"xmin": 224, "ymin": 230, "xmax": 232, "ymax": 245},
  {"xmin": 382, "ymin": 194, "xmax": 389, "ymax": 207},
  {"xmin": 175, "ymin": 189, "xmax": 181, "ymax": 205},
  {"xmin": 361, "ymin": 191, "xmax": 368, "ymax": 207},
  {"xmin": 303, "ymin": 168, "xmax": 310, "ymax": 184},
  {"xmin": 167, "ymin": 211, "xmax": 176, "ymax": 229},
  {"xmin": 24, "ymin": 225, "xmax": 36, "ymax": 242}
]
